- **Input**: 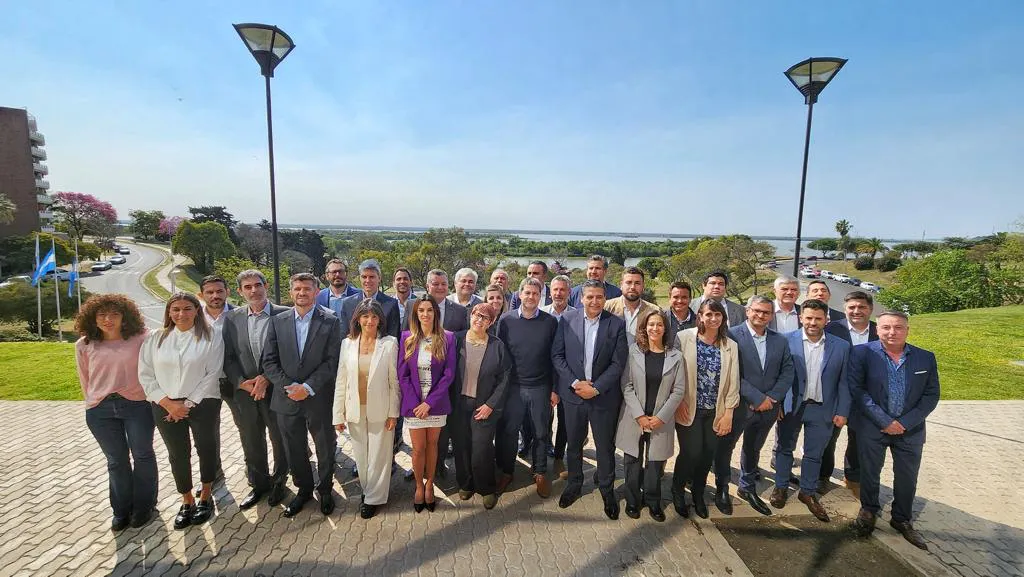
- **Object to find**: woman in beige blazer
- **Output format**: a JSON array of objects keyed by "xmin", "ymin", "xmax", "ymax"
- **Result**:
[
  {"xmin": 333, "ymin": 299, "xmax": 400, "ymax": 519},
  {"xmin": 671, "ymin": 299, "xmax": 739, "ymax": 519}
]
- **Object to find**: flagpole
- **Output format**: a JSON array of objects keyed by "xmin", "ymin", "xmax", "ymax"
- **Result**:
[
  {"xmin": 74, "ymin": 239, "xmax": 82, "ymax": 310},
  {"xmin": 36, "ymin": 234, "xmax": 42, "ymax": 339},
  {"xmin": 52, "ymin": 238, "xmax": 63, "ymax": 342}
]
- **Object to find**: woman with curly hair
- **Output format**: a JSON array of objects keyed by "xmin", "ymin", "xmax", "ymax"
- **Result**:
[
  {"xmin": 138, "ymin": 292, "xmax": 224, "ymax": 530},
  {"xmin": 74, "ymin": 294, "xmax": 157, "ymax": 532}
]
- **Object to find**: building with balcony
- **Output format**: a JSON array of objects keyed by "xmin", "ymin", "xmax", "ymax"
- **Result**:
[{"xmin": 1, "ymin": 106, "xmax": 55, "ymax": 236}]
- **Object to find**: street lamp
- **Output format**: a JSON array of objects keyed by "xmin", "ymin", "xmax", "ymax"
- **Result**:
[
  {"xmin": 233, "ymin": 23, "xmax": 296, "ymax": 303},
  {"xmin": 784, "ymin": 57, "xmax": 847, "ymax": 277}
]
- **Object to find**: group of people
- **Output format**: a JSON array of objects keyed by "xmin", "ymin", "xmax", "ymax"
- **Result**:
[{"xmin": 75, "ymin": 253, "xmax": 939, "ymax": 552}]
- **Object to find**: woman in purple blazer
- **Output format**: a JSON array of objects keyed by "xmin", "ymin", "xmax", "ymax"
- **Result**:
[{"xmin": 398, "ymin": 298, "xmax": 457, "ymax": 512}]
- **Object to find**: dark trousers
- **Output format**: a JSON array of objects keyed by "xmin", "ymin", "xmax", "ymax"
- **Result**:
[
  {"xmin": 713, "ymin": 405, "xmax": 749, "ymax": 489},
  {"xmin": 738, "ymin": 408, "xmax": 779, "ymax": 492},
  {"xmin": 623, "ymin": 434, "xmax": 664, "ymax": 509},
  {"xmin": 277, "ymin": 402, "xmax": 336, "ymax": 495},
  {"xmin": 552, "ymin": 401, "xmax": 568, "ymax": 459},
  {"xmin": 232, "ymin": 388, "xmax": 288, "ymax": 492},
  {"xmin": 857, "ymin": 425, "xmax": 924, "ymax": 523},
  {"xmin": 563, "ymin": 400, "xmax": 618, "ymax": 499},
  {"xmin": 822, "ymin": 425, "xmax": 860, "ymax": 482},
  {"xmin": 775, "ymin": 404, "xmax": 833, "ymax": 495},
  {"xmin": 498, "ymin": 386, "xmax": 553, "ymax": 475},
  {"xmin": 86, "ymin": 395, "xmax": 158, "ymax": 519},
  {"xmin": 153, "ymin": 398, "xmax": 222, "ymax": 495},
  {"xmin": 393, "ymin": 416, "xmax": 404, "ymax": 454},
  {"xmin": 217, "ymin": 378, "xmax": 238, "ymax": 475},
  {"xmin": 674, "ymin": 409, "xmax": 719, "ymax": 497},
  {"xmin": 452, "ymin": 396, "xmax": 499, "ymax": 495}
]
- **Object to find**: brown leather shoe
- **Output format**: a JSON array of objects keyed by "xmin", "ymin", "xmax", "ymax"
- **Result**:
[
  {"xmin": 770, "ymin": 487, "xmax": 788, "ymax": 509},
  {"xmin": 798, "ymin": 492, "xmax": 830, "ymax": 522},
  {"xmin": 852, "ymin": 508, "xmax": 876, "ymax": 537},
  {"xmin": 496, "ymin": 473, "xmax": 513, "ymax": 494},
  {"xmin": 845, "ymin": 479, "xmax": 861, "ymax": 499},
  {"xmin": 534, "ymin": 474, "xmax": 551, "ymax": 498},
  {"xmin": 890, "ymin": 520, "xmax": 928, "ymax": 551},
  {"xmin": 553, "ymin": 459, "xmax": 567, "ymax": 480}
]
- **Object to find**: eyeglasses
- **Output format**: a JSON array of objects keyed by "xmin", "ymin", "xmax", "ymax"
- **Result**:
[{"xmin": 471, "ymin": 313, "xmax": 492, "ymax": 321}]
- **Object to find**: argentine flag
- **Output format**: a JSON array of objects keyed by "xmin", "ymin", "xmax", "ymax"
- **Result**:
[
  {"xmin": 31, "ymin": 248, "xmax": 56, "ymax": 286},
  {"xmin": 68, "ymin": 259, "xmax": 79, "ymax": 297}
]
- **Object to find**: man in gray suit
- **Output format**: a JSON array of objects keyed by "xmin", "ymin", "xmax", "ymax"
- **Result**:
[
  {"xmin": 263, "ymin": 273, "xmax": 342, "ymax": 518},
  {"xmin": 337, "ymin": 259, "xmax": 401, "ymax": 340},
  {"xmin": 715, "ymin": 296, "xmax": 795, "ymax": 516},
  {"xmin": 772, "ymin": 299, "xmax": 852, "ymax": 523},
  {"xmin": 551, "ymin": 280, "xmax": 628, "ymax": 520},
  {"xmin": 222, "ymin": 269, "xmax": 291, "ymax": 510},
  {"xmin": 691, "ymin": 270, "xmax": 746, "ymax": 328}
]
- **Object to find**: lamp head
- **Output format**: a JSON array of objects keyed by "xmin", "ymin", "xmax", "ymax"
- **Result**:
[
  {"xmin": 785, "ymin": 57, "xmax": 847, "ymax": 104},
  {"xmin": 233, "ymin": 23, "xmax": 295, "ymax": 78}
]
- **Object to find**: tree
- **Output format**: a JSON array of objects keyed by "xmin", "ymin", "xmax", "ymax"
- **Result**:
[
  {"xmin": 158, "ymin": 216, "xmax": 187, "ymax": 241},
  {"xmin": 0, "ymin": 192, "xmax": 16, "ymax": 224},
  {"xmin": 172, "ymin": 220, "xmax": 236, "ymax": 273},
  {"xmin": 280, "ymin": 229, "xmax": 328, "ymax": 276},
  {"xmin": 859, "ymin": 237, "xmax": 888, "ymax": 260},
  {"xmin": 807, "ymin": 238, "xmax": 838, "ymax": 258},
  {"xmin": 188, "ymin": 206, "xmax": 239, "ymax": 244},
  {"xmin": 129, "ymin": 210, "xmax": 165, "ymax": 241},
  {"xmin": 52, "ymin": 191, "xmax": 118, "ymax": 240},
  {"xmin": 834, "ymin": 220, "xmax": 852, "ymax": 261},
  {"xmin": 941, "ymin": 237, "xmax": 973, "ymax": 250},
  {"xmin": 0, "ymin": 233, "xmax": 100, "ymax": 273},
  {"xmin": 877, "ymin": 250, "xmax": 1005, "ymax": 314},
  {"xmin": 635, "ymin": 257, "xmax": 665, "ymax": 280},
  {"xmin": 0, "ymin": 282, "xmax": 88, "ymax": 336},
  {"xmin": 213, "ymin": 255, "xmax": 288, "ymax": 305},
  {"xmin": 834, "ymin": 219, "xmax": 851, "ymax": 238},
  {"xmin": 236, "ymin": 223, "xmax": 273, "ymax": 265},
  {"xmin": 875, "ymin": 251, "xmax": 902, "ymax": 272}
]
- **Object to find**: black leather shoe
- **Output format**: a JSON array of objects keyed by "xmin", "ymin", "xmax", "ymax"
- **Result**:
[
  {"xmin": 890, "ymin": 520, "xmax": 928, "ymax": 551},
  {"xmin": 737, "ymin": 489, "xmax": 772, "ymax": 516},
  {"xmin": 715, "ymin": 487, "xmax": 733, "ymax": 515},
  {"xmin": 604, "ymin": 501, "xmax": 620, "ymax": 520},
  {"xmin": 239, "ymin": 489, "xmax": 264, "ymax": 510},
  {"xmin": 360, "ymin": 503, "xmax": 377, "ymax": 519},
  {"xmin": 672, "ymin": 493, "xmax": 689, "ymax": 518},
  {"xmin": 173, "ymin": 504, "xmax": 194, "ymax": 530},
  {"xmin": 692, "ymin": 496, "xmax": 709, "ymax": 519},
  {"xmin": 319, "ymin": 492, "xmax": 335, "ymax": 516},
  {"xmin": 649, "ymin": 506, "xmax": 666, "ymax": 522},
  {"xmin": 191, "ymin": 499, "xmax": 214, "ymax": 525},
  {"xmin": 130, "ymin": 508, "xmax": 155, "ymax": 529},
  {"xmin": 111, "ymin": 516, "xmax": 130, "ymax": 532},
  {"xmin": 558, "ymin": 492, "xmax": 580, "ymax": 509},
  {"xmin": 425, "ymin": 499, "xmax": 436, "ymax": 512},
  {"xmin": 283, "ymin": 493, "xmax": 311, "ymax": 517},
  {"xmin": 267, "ymin": 483, "xmax": 287, "ymax": 507},
  {"xmin": 625, "ymin": 505, "xmax": 641, "ymax": 519},
  {"xmin": 852, "ymin": 508, "xmax": 876, "ymax": 537},
  {"xmin": 414, "ymin": 501, "xmax": 425, "ymax": 513}
]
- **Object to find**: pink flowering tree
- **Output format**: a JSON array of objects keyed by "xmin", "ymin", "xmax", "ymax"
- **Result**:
[
  {"xmin": 158, "ymin": 216, "xmax": 187, "ymax": 241},
  {"xmin": 52, "ymin": 191, "xmax": 118, "ymax": 241}
]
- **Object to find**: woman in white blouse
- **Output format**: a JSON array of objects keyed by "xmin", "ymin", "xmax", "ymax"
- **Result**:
[
  {"xmin": 333, "ymin": 299, "xmax": 400, "ymax": 520},
  {"xmin": 138, "ymin": 292, "xmax": 224, "ymax": 530}
]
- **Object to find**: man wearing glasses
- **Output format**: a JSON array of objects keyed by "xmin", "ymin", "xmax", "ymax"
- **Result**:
[{"xmin": 316, "ymin": 259, "xmax": 360, "ymax": 313}]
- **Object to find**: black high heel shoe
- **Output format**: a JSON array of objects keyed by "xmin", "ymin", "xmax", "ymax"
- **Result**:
[
  {"xmin": 425, "ymin": 500, "xmax": 436, "ymax": 512},
  {"xmin": 414, "ymin": 499, "xmax": 425, "ymax": 513}
]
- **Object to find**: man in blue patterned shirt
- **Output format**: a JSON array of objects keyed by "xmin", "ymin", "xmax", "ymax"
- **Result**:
[{"xmin": 849, "ymin": 311, "xmax": 940, "ymax": 551}]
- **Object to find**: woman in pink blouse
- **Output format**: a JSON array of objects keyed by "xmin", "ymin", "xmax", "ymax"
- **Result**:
[{"xmin": 74, "ymin": 294, "xmax": 157, "ymax": 532}]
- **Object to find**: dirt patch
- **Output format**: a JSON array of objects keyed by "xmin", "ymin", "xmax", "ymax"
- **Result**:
[{"xmin": 714, "ymin": 515, "xmax": 922, "ymax": 577}]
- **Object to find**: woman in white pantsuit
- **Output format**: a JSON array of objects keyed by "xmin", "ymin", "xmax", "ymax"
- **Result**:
[{"xmin": 333, "ymin": 298, "xmax": 400, "ymax": 519}]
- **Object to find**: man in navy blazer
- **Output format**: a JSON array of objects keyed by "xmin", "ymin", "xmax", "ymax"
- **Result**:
[
  {"xmin": 551, "ymin": 279, "xmax": 628, "ymax": 520},
  {"xmin": 510, "ymin": 260, "xmax": 554, "ymax": 310},
  {"xmin": 850, "ymin": 311, "xmax": 939, "ymax": 551},
  {"xmin": 316, "ymin": 258, "xmax": 360, "ymax": 310},
  {"xmin": 715, "ymin": 296, "xmax": 794, "ymax": 516},
  {"xmin": 336, "ymin": 259, "xmax": 401, "ymax": 340},
  {"xmin": 772, "ymin": 299, "xmax": 851, "ymax": 523}
]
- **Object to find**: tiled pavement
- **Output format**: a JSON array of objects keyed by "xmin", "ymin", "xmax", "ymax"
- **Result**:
[{"xmin": 0, "ymin": 400, "xmax": 1020, "ymax": 576}]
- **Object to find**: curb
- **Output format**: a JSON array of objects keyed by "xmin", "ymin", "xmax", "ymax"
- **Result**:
[{"xmin": 127, "ymin": 241, "xmax": 172, "ymax": 302}]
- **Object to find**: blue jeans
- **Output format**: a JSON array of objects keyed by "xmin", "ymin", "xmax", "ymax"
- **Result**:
[{"xmin": 85, "ymin": 395, "xmax": 158, "ymax": 519}]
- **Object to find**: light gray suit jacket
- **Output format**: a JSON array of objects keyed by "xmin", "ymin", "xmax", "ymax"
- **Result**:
[
  {"xmin": 223, "ymin": 302, "xmax": 291, "ymax": 388},
  {"xmin": 692, "ymin": 295, "xmax": 746, "ymax": 328},
  {"xmin": 615, "ymin": 344, "xmax": 686, "ymax": 460}
]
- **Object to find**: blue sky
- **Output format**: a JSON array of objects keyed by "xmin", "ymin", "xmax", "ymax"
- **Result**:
[{"xmin": 3, "ymin": 1, "xmax": 1022, "ymax": 238}]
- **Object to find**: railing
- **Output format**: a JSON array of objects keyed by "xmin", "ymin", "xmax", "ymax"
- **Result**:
[
  {"xmin": 38, "ymin": 211, "xmax": 55, "ymax": 220},
  {"xmin": 37, "ymin": 194, "xmax": 53, "ymax": 204},
  {"xmin": 33, "ymin": 162, "xmax": 48, "ymax": 175},
  {"xmin": 35, "ymin": 179, "xmax": 50, "ymax": 190},
  {"xmin": 30, "ymin": 131, "xmax": 45, "ymax": 145},
  {"xmin": 31, "ymin": 147, "xmax": 46, "ymax": 160}
]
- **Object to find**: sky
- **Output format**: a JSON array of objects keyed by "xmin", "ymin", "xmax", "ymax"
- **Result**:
[{"xmin": 3, "ymin": 0, "xmax": 1022, "ymax": 239}]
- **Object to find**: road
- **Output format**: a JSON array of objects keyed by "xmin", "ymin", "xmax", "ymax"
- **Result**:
[{"xmin": 79, "ymin": 242, "xmax": 166, "ymax": 328}]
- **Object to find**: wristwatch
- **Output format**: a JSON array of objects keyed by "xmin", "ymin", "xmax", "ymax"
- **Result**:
[{"xmin": 184, "ymin": 400, "xmax": 196, "ymax": 409}]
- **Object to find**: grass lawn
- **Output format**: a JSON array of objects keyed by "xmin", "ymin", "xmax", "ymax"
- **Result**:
[
  {"xmin": 0, "ymin": 342, "xmax": 82, "ymax": 401},
  {"xmin": 909, "ymin": 305, "xmax": 1024, "ymax": 400}
]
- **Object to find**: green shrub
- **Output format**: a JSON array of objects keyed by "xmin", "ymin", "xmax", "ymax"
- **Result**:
[{"xmin": 853, "ymin": 256, "xmax": 874, "ymax": 270}]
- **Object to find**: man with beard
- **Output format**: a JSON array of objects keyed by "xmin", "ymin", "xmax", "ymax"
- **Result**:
[
  {"xmin": 199, "ymin": 275, "xmax": 234, "ymax": 481},
  {"xmin": 603, "ymin": 267, "xmax": 661, "ymax": 342},
  {"xmin": 568, "ymin": 255, "xmax": 622, "ymax": 308},
  {"xmin": 316, "ymin": 259, "xmax": 360, "ymax": 313}
]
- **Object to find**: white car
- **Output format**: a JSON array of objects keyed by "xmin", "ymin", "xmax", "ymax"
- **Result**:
[
  {"xmin": 820, "ymin": 270, "xmax": 834, "ymax": 279},
  {"xmin": 833, "ymin": 273, "xmax": 850, "ymax": 283},
  {"xmin": 117, "ymin": 247, "xmax": 131, "ymax": 255},
  {"xmin": 860, "ymin": 281, "xmax": 880, "ymax": 292},
  {"xmin": 91, "ymin": 261, "xmax": 113, "ymax": 271},
  {"xmin": 109, "ymin": 255, "xmax": 127, "ymax": 265}
]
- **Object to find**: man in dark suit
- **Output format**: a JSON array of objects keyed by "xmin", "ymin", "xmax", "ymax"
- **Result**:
[
  {"xmin": 510, "ymin": 261, "xmax": 554, "ymax": 309},
  {"xmin": 715, "ymin": 296, "xmax": 794, "ymax": 516},
  {"xmin": 691, "ymin": 270, "xmax": 746, "ymax": 328},
  {"xmin": 316, "ymin": 258, "xmax": 360, "ymax": 311},
  {"xmin": 567, "ymin": 255, "xmax": 622, "ymax": 308},
  {"xmin": 850, "ymin": 311, "xmax": 939, "ymax": 551},
  {"xmin": 262, "ymin": 273, "xmax": 342, "ymax": 517},
  {"xmin": 403, "ymin": 269, "xmax": 469, "ymax": 480},
  {"xmin": 551, "ymin": 279, "xmax": 628, "ymax": 520},
  {"xmin": 337, "ymin": 259, "xmax": 401, "ymax": 340},
  {"xmin": 666, "ymin": 281, "xmax": 697, "ymax": 346},
  {"xmin": 222, "ymin": 270, "xmax": 291, "ymax": 510},
  {"xmin": 820, "ymin": 290, "xmax": 879, "ymax": 490},
  {"xmin": 772, "ymin": 299, "xmax": 851, "ymax": 523}
]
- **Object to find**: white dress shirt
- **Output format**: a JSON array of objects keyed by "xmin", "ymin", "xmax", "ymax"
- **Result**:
[
  {"xmin": 801, "ymin": 331, "xmax": 825, "ymax": 403},
  {"xmin": 583, "ymin": 314, "xmax": 601, "ymax": 382},
  {"xmin": 849, "ymin": 322, "xmax": 871, "ymax": 346},
  {"xmin": 773, "ymin": 301, "xmax": 800, "ymax": 333},
  {"xmin": 746, "ymin": 322, "xmax": 767, "ymax": 370},
  {"xmin": 622, "ymin": 302, "xmax": 642, "ymax": 336},
  {"xmin": 541, "ymin": 303, "xmax": 574, "ymax": 319},
  {"xmin": 139, "ymin": 327, "xmax": 224, "ymax": 404}
]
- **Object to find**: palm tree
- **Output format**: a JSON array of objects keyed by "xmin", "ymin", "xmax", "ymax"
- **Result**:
[
  {"xmin": 863, "ymin": 237, "xmax": 887, "ymax": 259},
  {"xmin": 0, "ymin": 192, "xmax": 16, "ymax": 225},
  {"xmin": 834, "ymin": 219, "xmax": 852, "ymax": 260},
  {"xmin": 835, "ymin": 219, "xmax": 851, "ymax": 238}
]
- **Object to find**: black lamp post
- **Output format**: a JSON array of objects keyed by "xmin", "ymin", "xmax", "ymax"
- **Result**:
[
  {"xmin": 784, "ymin": 57, "xmax": 847, "ymax": 277},
  {"xmin": 233, "ymin": 23, "xmax": 296, "ymax": 303}
]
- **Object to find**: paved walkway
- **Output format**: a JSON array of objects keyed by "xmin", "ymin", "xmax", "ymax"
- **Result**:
[{"xmin": 0, "ymin": 400, "xmax": 1019, "ymax": 576}]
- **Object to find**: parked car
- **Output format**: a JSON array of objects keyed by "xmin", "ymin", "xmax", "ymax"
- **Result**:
[
  {"xmin": 800, "ymin": 268, "xmax": 818, "ymax": 278},
  {"xmin": 91, "ymin": 261, "xmax": 113, "ymax": 271},
  {"xmin": 833, "ymin": 273, "xmax": 850, "ymax": 283},
  {"xmin": 109, "ymin": 255, "xmax": 127, "ymax": 265},
  {"xmin": 47, "ymin": 270, "xmax": 74, "ymax": 282},
  {"xmin": 0, "ymin": 275, "xmax": 33, "ymax": 288},
  {"xmin": 860, "ymin": 281, "xmax": 880, "ymax": 292},
  {"xmin": 847, "ymin": 277, "xmax": 862, "ymax": 286},
  {"xmin": 820, "ymin": 270, "xmax": 834, "ymax": 279},
  {"xmin": 117, "ymin": 247, "xmax": 131, "ymax": 254}
]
